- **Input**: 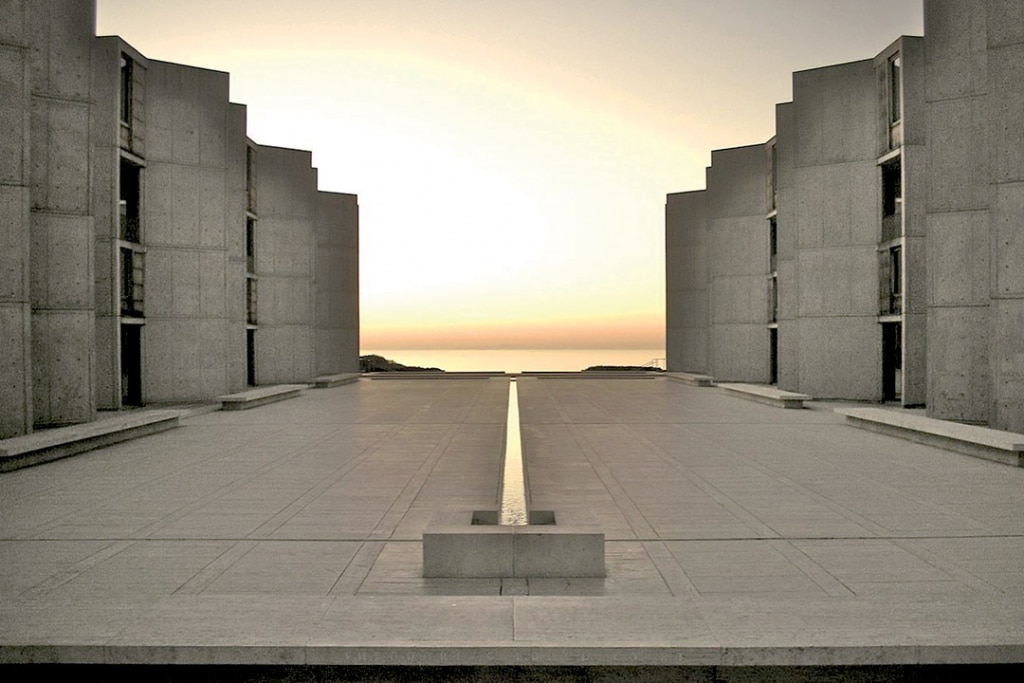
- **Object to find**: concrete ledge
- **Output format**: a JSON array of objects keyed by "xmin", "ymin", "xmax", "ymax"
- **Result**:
[
  {"xmin": 837, "ymin": 407, "xmax": 1024, "ymax": 467},
  {"xmin": 366, "ymin": 372, "xmax": 507, "ymax": 380},
  {"xmin": 520, "ymin": 371, "xmax": 660, "ymax": 379},
  {"xmin": 3, "ymin": 646, "xmax": 1024, "ymax": 669},
  {"xmin": 423, "ymin": 508, "xmax": 605, "ymax": 578},
  {"xmin": 217, "ymin": 385, "xmax": 306, "ymax": 410},
  {"xmin": 0, "ymin": 411, "xmax": 181, "ymax": 472},
  {"xmin": 312, "ymin": 373, "xmax": 361, "ymax": 388},
  {"xmin": 666, "ymin": 372, "xmax": 715, "ymax": 387},
  {"xmin": 718, "ymin": 383, "xmax": 810, "ymax": 409}
]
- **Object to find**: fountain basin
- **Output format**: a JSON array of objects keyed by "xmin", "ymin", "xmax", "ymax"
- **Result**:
[{"xmin": 422, "ymin": 507, "xmax": 605, "ymax": 578}]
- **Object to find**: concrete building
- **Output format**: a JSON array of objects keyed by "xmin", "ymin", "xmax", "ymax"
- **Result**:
[
  {"xmin": 0, "ymin": 1, "xmax": 359, "ymax": 438},
  {"xmin": 667, "ymin": 0, "xmax": 1023, "ymax": 432}
]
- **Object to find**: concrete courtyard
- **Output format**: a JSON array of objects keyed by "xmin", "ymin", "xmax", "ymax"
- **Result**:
[{"xmin": 1, "ymin": 376, "xmax": 1022, "ymax": 677}]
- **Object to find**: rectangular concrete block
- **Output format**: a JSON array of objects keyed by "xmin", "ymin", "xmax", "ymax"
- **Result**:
[
  {"xmin": 422, "ymin": 526, "xmax": 515, "ymax": 578},
  {"xmin": 513, "ymin": 528, "xmax": 605, "ymax": 578},
  {"xmin": 797, "ymin": 317, "xmax": 880, "ymax": 400}
]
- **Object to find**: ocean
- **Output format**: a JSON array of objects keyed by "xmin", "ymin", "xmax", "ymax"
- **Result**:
[{"xmin": 363, "ymin": 349, "xmax": 666, "ymax": 373}]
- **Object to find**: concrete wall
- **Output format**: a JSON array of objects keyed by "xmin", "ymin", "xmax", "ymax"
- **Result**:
[
  {"xmin": 774, "ymin": 103, "xmax": 800, "ymax": 391},
  {"xmin": 27, "ymin": 0, "xmax": 96, "ymax": 428},
  {"xmin": 706, "ymin": 145, "xmax": 771, "ymax": 383},
  {"xmin": 142, "ymin": 60, "xmax": 235, "ymax": 402},
  {"xmin": 788, "ymin": 60, "xmax": 882, "ymax": 400},
  {"xmin": 225, "ymin": 105, "xmax": 249, "ymax": 393},
  {"xmin": 253, "ymin": 145, "xmax": 317, "ymax": 384},
  {"xmin": 924, "ymin": 0, "xmax": 996, "ymax": 426},
  {"xmin": 91, "ymin": 37, "xmax": 147, "ymax": 410},
  {"xmin": 983, "ymin": 1, "xmax": 1024, "ymax": 432},
  {"xmin": 665, "ymin": 190, "xmax": 709, "ymax": 373},
  {"xmin": 925, "ymin": 0, "xmax": 1024, "ymax": 431},
  {"xmin": 314, "ymin": 191, "xmax": 360, "ymax": 376},
  {"xmin": 0, "ymin": 1, "xmax": 33, "ymax": 437}
]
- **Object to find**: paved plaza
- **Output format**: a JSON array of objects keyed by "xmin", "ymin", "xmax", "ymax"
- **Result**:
[{"xmin": 1, "ymin": 377, "xmax": 1022, "ymax": 674}]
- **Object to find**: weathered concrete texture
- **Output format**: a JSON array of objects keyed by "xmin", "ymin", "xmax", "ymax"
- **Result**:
[
  {"xmin": 706, "ymin": 145, "xmax": 770, "ymax": 383},
  {"xmin": 0, "ymin": 16, "xmax": 32, "ymax": 438},
  {"xmin": 786, "ymin": 60, "xmax": 880, "ymax": 401},
  {"xmin": 254, "ymin": 145, "xmax": 317, "ymax": 385},
  {"xmin": 314, "ymin": 191, "xmax": 359, "ymax": 376},
  {"xmin": 665, "ymin": 190, "xmax": 708, "ymax": 373},
  {"xmin": 1, "ymin": 378, "xmax": 1022, "ymax": 667},
  {"xmin": 142, "ymin": 61, "xmax": 233, "ymax": 403},
  {"xmin": 26, "ymin": 0, "xmax": 96, "ymax": 429},
  {"xmin": 923, "ymin": 0, "xmax": 1024, "ymax": 431}
]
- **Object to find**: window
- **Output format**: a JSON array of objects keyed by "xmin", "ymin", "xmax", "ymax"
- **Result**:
[
  {"xmin": 120, "ymin": 247, "xmax": 144, "ymax": 317},
  {"xmin": 769, "ymin": 217, "xmax": 778, "ymax": 273},
  {"xmin": 246, "ymin": 277, "xmax": 258, "ymax": 326},
  {"xmin": 769, "ymin": 143, "xmax": 778, "ymax": 211},
  {"xmin": 879, "ymin": 245, "xmax": 902, "ymax": 316},
  {"xmin": 888, "ymin": 54, "xmax": 902, "ymax": 125},
  {"xmin": 246, "ymin": 145, "xmax": 257, "ymax": 214},
  {"xmin": 246, "ymin": 218, "xmax": 256, "ymax": 274},
  {"xmin": 881, "ymin": 159, "xmax": 902, "ymax": 241},
  {"xmin": 120, "ymin": 54, "xmax": 133, "ymax": 126},
  {"xmin": 119, "ymin": 158, "xmax": 141, "ymax": 242}
]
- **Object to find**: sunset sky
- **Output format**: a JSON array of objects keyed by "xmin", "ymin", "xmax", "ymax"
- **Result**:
[{"xmin": 96, "ymin": 0, "xmax": 924, "ymax": 351}]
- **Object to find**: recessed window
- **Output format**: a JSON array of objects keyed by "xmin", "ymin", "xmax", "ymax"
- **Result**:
[
  {"xmin": 881, "ymin": 159, "xmax": 902, "ymax": 241},
  {"xmin": 120, "ymin": 247, "xmax": 144, "ymax": 317},
  {"xmin": 120, "ymin": 54, "xmax": 133, "ymax": 126},
  {"xmin": 246, "ymin": 218, "xmax": 256, "ymax": 274},
  {"xmin": 119, "ymin": 158, "xmax": 141, "ymax": 243},
  {"xmin": 889, "ymin": 54, "xmax": 902, "ymax": 125},
  {"xmin": 246, "ymin": 145, "xmax": 257, "ymax": 214}
]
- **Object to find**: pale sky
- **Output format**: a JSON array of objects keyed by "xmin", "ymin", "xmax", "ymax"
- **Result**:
[{"xmin": 96, "ymin": 0, "xmax": 924, "ymax": 350}]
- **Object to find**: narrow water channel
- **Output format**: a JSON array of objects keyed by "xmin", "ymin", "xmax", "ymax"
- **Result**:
[{"xmin": 499, "ymin": 378, "xmax": 528, "ymax": 526}]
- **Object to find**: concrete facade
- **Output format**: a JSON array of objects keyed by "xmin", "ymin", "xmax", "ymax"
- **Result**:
[
  {"xmin": 0, "ymin": 1, "xmax": 359, "ymax": 437},
  {"xmin": 667, "ymin": 0, "xmax": 1024, "ymax": 431},
  {"xmin": 924, "ymin": 0, "xmax": 1024, "ymax": 432}
]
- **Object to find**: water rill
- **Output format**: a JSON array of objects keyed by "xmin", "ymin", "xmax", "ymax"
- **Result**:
[
  {"xmin": 499, "ymin": 379, "xmax": 528, "ymax": 526},
  {"xmin": 422, "ymin": 376, "xmax": 605, "ymax": 578}
]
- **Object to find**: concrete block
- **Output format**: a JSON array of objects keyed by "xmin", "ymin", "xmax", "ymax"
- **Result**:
[
  {"xmin": 30, "ymin": 98, "xmax": 91, "ymax": 214},
  {"xmin": 991, "ymin": 299, "xmax": 1024, "ymax": 433},
  {"xmin": 35, "ymin": 0, "xmax": 93, "ymax": 101},
  {"xmin": 30, "ymin": 213, "xmax": 92, "ymax": 310},
  {"xmin": 422, "ymin": 525, "xmax": 515, "ymax": 578},
  {"xmin": 707, "ymin": 145, "xmax": 767, "ymax": 219},
  {"xmin": 423, "ymin": 508, "xmax": 604, "ymax": 579},
  {"xmin": 837, "ymin": 407, "xmax": 1023, "ymax": 467},
  {"xmin": 797, "ymin": 247, "xmax": 878, "ymax": 317},
  {"xmin": 198, "ymin": 166, "xmax": 226, "ymax": 248},
  {"xmin": 0, "ymin": 409, "xmax": 181, "ymax": 472},
  {"xmin": 0, "ymin": 304, "xmax": 31, "ymax": 438},
  {"xmin": 169, "ymin": 249, "xmax": 201, "ymax": 317},
  {"xmin": 217, "ymin": 384, "xmax": 305, "ymax": 410},
  {"xmin": 93, "ymin": 314, "xmax": 118, "ymax": 410},
  {"xmin": 926, "ymin": 306, "xmax": 990, "ymax": 424},
  {"xmin": 30, "ymin": 310, "xmax": 94, "ymax": 427},
  {"xmin": 924, "ymin": 0, "xmax": 988, "ymax": 101},
  {"xmin": 710, "ymin": 323, "xmax": 770, "ymax": 383},
  {"xmin": 0, "ymin": 49, "xmax": 27, "ymax": 184},
  {"xmin": 719, "ymin": 383, "xmax": 810, "ymax": 408},
  {"xmin": 199, "ymin": 249, "xmax": 226, "ymax": 316},
  {"xmin": 926, "ymin": 210, "xmax": 989, "ymax": 305},
  {"xmin": 992, "ymin": 181, "xmax": 1024, "ymax": 295},
  {"xmin": 926, "ymin": 97, "xmax": 990, "ymax": 213},
  {"xmin": 792, "ymin": 59, "xmax": 875, "ymax": 167},
  {"xmin": 797, "ymin": 317, "xmax": 880, "ymax": 400},
  {"xmin": 711, "ymin": 275, "xmax": 769, "ymax": 324},
  {"xmin": 0, "ymin": 186, "xmax": 29, "ymax": 302}
]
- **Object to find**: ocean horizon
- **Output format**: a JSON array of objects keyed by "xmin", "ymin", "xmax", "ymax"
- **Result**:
[{"xmin": 362, "ymin": 348, "xmax": 666, "ymax": 373}]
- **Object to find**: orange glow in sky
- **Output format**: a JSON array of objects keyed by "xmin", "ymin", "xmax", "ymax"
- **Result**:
[{"xmin": 96, "ymin": 0, "xmax": 923, "ymax": 350}]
